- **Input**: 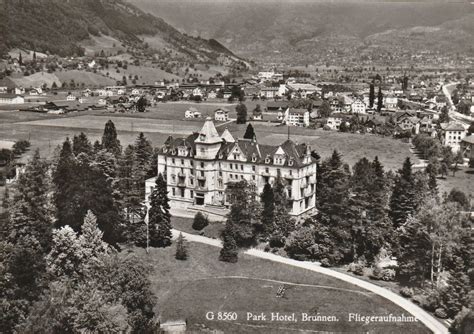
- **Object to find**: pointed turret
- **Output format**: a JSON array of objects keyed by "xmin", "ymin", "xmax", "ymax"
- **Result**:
[
  {"xmin": 220, "ymin": 127, "xmax": 235, "ymax": 143},
  {"xmin": 196, "ymin": 117, "xmax": 222, "ymax": 144}
]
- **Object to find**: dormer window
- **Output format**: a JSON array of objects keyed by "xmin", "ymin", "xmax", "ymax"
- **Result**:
[
  {"xmin": 200, "ymin": 134, "xmax": 205, "ymax": 141},
  {"xmin": 252, "ymin": 155, "xmax": 257, "ymax": 162},
  {"xmin": 265, "ymin": 157, "xmax": 271, "ymax": 164},
  {"xmin": 289, "ymin": 160, "xmax": 294, "ymax": 166}
]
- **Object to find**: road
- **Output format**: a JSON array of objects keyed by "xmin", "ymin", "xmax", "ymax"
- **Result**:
[
  {"xmin": 442, "ymin": 82, "xmax": 473, "ymax": 126},
  {"xmin": 171, "ymin": 229, "xmax": 449, "ymax": 334}
]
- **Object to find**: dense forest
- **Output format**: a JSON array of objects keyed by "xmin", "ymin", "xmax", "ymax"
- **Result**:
[{"xmin": 0, "ymin": 0, "xmax": 238, "ymax": 61}]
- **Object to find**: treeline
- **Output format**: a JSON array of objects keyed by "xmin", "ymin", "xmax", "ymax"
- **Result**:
[
  {"xmin": 0, "ymin": 121, "xmax": 167, "ymax": 333},
  {"xmin": 218, "ymin": 150, "xmax": 472, "ymax": 329},
  {"xmin": 412, "ymin": 134, "xmax": 465, "ymax": 177}
]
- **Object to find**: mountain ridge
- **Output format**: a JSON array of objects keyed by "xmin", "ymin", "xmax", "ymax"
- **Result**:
[{"xmin": 0, "ymin": 0, "xmax": 242, "ymax": 66}]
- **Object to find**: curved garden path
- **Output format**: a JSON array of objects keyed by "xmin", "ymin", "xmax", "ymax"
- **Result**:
[{"xmin": 171, "ymin": 229, "xmax": 448, "ymax": 334}]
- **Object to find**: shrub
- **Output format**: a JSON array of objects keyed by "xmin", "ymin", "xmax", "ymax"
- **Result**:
[
  {"xmin": 380, "ymin": 268, "xmax": 396, "ymax": 281},
  {"xmin": 348, "ymin": 263, "xmax": 365, "ymax": 276},
  {"xmin": 434, "ymin": 308, "xmax": 448, "ymax": 319},
  {"xmin": 269, "ymin": 233, "xmax": 285, "ymax": 248},
  {"xmin": 370, "ymin": 266, "xmax": 382, "ymax": 280},
  {"xmin": 192, "ymin": 212, "xmax": 209, "ymax": 231},
  {"xmin": 284, "ymin": 226, "xmax": 315, "ymax": 260},
  {"xmin": 320, "ymin": 258, "xmax": 331, "ymax": 267},
  {"xmin": 175, "ymin": 233, "xmax": 188, "ymax": 261},
  {"xmin": 413, "ymin": 290, "xmax": 442, "ymax": 312},
  {"xmin": 400, "ymin": 287, "xmax": 414, "ymax": 298}
]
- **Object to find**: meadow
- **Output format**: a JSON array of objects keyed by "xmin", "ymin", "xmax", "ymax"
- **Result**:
[
  {"xmin": 0, "ymin": 101, "xmax": 418, "ymax": 172},
  {"xmin": 125, "ymin": 241, "xmax": 430, "ymax": 334}
]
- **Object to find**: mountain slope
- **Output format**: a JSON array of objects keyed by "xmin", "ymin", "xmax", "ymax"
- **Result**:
[
  {"xmin": 130, "ymin": 0, "xmax": 474, "ymax": 64},
  {"xmin": 0, "ymin": 0, "xmax": 241, "ymax": 65}
]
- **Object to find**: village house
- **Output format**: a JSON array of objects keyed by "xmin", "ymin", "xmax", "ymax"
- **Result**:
[
  {"xmin": 396, "ymin": 114, "xmax": 420, "ymax": 133},
  {"xmin": 14, "ymin": 87, "xmax": 25, "ymax": 95},
  {"xmin": 66, "ymin": 94, "xmax": 77, "ymax": 101},
  {"xmin": 351, "ymin": 97, "xmax": 366, "ymax": 114},
  {"xmin": 384, "ymin": 96, "xmax": 398, "ymax": 110},
  {"xmin": 286, "ymin": 82, "xmax": 318, "ymax": 98},
  {"xmin": 146, "ymin": 118, "xmax": 317, "ymax": 218},
  {"xmin": 440, "ymin": 122, "xmax": 467, "ymax": 152},
  {"xmin": 214, "ymin": 108, "xmax": 229, "ymax": 122},
  {"xmin": 252, "ymin": 107, "xmax": 263, "ymax": 121},
  {"xmin": 282, "ymin": 108, "xmax": 310, "ymax": 127},
  {"xmin": 325, "ymin": 115, "xmax": 345, "ymax": 130},
  {"xmin": 0, "ymin": 94, "xmax": 25, "ymax": 104},
  {"xmin": 460, "ymin": 134, "xmax": 474, "ymax": 161},
  {"xmin": 185, "ymin": 107, "xmax": 201, "ymax": 119},
  {"xmin": 266, "ymin": 101, "xmax": 290, "ymax": 112},
  {"xmin": 260, "ymin": 86, "xmax": 279, "ymax": 99}
]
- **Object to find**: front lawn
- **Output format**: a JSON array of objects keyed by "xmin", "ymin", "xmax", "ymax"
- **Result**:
[{"xmin": 124, "ymin": 242, "xmax": 430, "ymax": 334}]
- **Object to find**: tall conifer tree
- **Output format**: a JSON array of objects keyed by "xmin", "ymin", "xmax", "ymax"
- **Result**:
[{"xmin": 148, "ymin": 173, "xmax": 172, "ymax": 247}]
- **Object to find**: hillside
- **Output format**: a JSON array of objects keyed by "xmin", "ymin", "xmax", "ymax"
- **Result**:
[
  {"xmin": 0, "ymin": 0, "xmax": 242, "ymax": 66},
  {"xmin": 131, "ymin": 0, "xmax": 474, "ymax": 64}
]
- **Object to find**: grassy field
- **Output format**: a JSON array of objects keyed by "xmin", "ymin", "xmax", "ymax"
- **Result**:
[
  {"xmin": 438, "ymin": 167, "xmax": 474, "ymax": 199},
  {"xmin": 0, "ymin": 102, "xmax": 418, "ymax": 172},
  {"xmin": 124, "ymin": 242, "xmax": 429, "ymax": 334},
  {"xmin": 225, "ymin": 122, "xmax": 417, "ymax": 170},
  {"xmin": 172, "ymin": 216, "xmax": 224, "ymax": 239}
]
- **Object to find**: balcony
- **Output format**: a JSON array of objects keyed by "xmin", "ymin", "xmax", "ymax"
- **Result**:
[
  {"xmin": 304, "ymin": 187, "xmax": 315, "ymax": 197},
  {"xmin": 178, "ymin": 171, "xmax": 186, "ymax": 178},
  {"xmin": 177, "ymin": 180, "xmax": 186, "ymax": 187},
  {"xmin": 196, "ymin": 184, "xmax": 208, "ymax": 191},
  {"xmin": 197, "ymin": 175, "xmax": 206, "ymax": 181}
]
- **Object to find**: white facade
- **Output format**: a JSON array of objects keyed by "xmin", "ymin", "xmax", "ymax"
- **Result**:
[
  {"xmin": 214, "ymin": 109, "xmax": 229, "ymax": 121},
  {"xmin": 351, "ymin": 98, "xmax": 366, "ymax": 114},
  {"xmin": 146, "ymin": 118, "xmax": 317, "ymax": 217},
  {"xmin": 0, "ymin": 95, "xmax": 25, "ymax": 104},
  {"xmin": 441, "ymin": 122, "xmax": 467, "ymax": 152}
]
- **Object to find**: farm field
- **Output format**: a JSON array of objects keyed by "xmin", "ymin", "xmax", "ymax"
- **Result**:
[
  {"xmin": 225, "ymin": 122, "xmax": 417, "ymax": 170},
  {"xmin": 127, "ymin": 242, "xmax": 430, "ymax": 334},
  {"xmin": 0, "ymin": 104, "xmax": 418, "ymax": 171}
]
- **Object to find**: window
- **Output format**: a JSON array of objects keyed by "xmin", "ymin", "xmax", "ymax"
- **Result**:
[
  {"xmin": 190, "ymin": 169, "xmax": 194, "ymax": 175},
  {"xmin": 172, "ymin": 188, "xmax": 176, "ymax": 196},
  {"xmin": 190, "ymin": 190, "xmax": 194, "ymax": 198},
  {"xmin": 219, "ymin": 171, "xmax": 223, "ymax": 177},
  {"xmin": 181, "ymin": 159, "xmax": 184, "ymax": 165},
  {"xmin": 200, "ymin": 162, "xmax": 204, "ymax": 168},
  {"xmin": 233, "ymin": 154, "xmax": 238, "ymax": 159},
  {"xmin": 252, "ymin": 165, "xmax": 256, "ymax": 172},
  {"xmin": 252, "ymin": 175, "xmax": 256, "ymax": 181},
  {"xmin": 230, "ymin": 163, "xmax": 233, "ymax": 169},
  {"xmin": 240, "ymin": 175, "xmax": 244, "ymax": 179},
  {"xmin": 172, "ymin": 175, "xmax": 176, "ymax": 183},
  {"xmin": 171, "ymin": 158, "xmax": 175, "ymax": 165},
  {"xmin": 200, "ymin": 171, "xmax": 204, "ymax": 177},
  {"xmin": 265, "ymin": 167, "xmax": 269, "ymax": 174},
  {"xmin": 230, "ymin": 174, "xmax": 233, "ymax": 179},
  {"xmin": 240, "ymin": 165, "xmax": 244, "ymax": 171},
  {"xmin": 190, "ymin": 178, "xmax": 194, "ymax": 185},
  {"xmin": 180, "ymin": 188, "xmax": 185, "ymax": 197}
]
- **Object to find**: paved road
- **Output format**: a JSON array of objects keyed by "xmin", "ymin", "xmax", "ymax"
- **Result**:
[
  {"xmin": 172, "ymin": 229, "xmax": 449, "ymax": 334},
  {"xmin": 442, "ymin": 82, "xmax": 473, "ymax": 126}
]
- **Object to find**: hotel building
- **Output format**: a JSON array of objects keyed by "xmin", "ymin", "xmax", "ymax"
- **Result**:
[{"xmin": 146, "ymin": 118, "xmax": 317, "ymax": 218}]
